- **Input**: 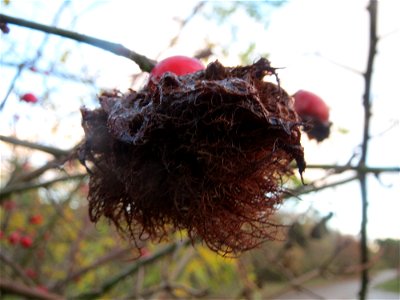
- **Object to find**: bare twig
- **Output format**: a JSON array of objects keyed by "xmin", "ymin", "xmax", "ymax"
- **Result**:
[
  {"xmin": 0, "ymin": 137, "xmax": 81, "ymax": 193},
  {"xmin": 0, "ymin": 14, "xmax": 156, "ymax": 72},
  {"xmin": 0, "ymin": 173, "xmax": 86, "ymax": 199},
  {"xmin": 0, "ymin": 251, "xmax": 35, "ymax": 286},
  {"xmin": 1, "ymin": 60, "xmax": 96, "ymax": 84},
  {"xmin": 160, "ymin": 2, "xmax": 205, "ymax": 54},
  {"xmin": 304, "ymin": 164, "xmax": 400, "ymax": 174},
  {"xmin": 314, "ymin": 52, "xmax": 363, "ymax": 74},
  {"xmin": 0, "ymin": 278, "xmax": 63, "ymax": 300},
  {"xmin": 135, "ymin": 281, "xmax": 208, "ymax": 299},
  {"xmin": 52, "ymin": 247, "xmax": 132, "ymax": 291},
  {"xmin": 0, "ymin": 2, "xmax": 70, "ymax": 111},
  {"xmin": 358, "ymin": 1, "xmax": 378, "ymax": 299},
  {"xmin": 288, "ymin": 175, "xmax": 359, "ymax": 199},
  {"xmin": 0, "ymin": 135, "xmax": 71, "ymax": 157},
  {"xmin": 73, "ymin": 239, "xmax": 191, "ymax": 300},
  {"xmin": 0, "ymin": 63, "xmax": 25, "ymax": 111},
  {"xmin": 265, "ymin": 240, "xmax": 350, "ymax": 299},
  {"xmin": 8, "ymin": 157, "xmax": 69, "ymax": 184}
]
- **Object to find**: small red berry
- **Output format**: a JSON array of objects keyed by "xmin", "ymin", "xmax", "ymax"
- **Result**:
[
  {"xmin": 150, "ymin": 55, "xmax": 205, "ymax": 81},
  {"xmin": 29, "ymin": 214, "xmax": 43, "ymax": 225},
  {"xmin": 293, "ymin": 90, "xmax": 329, "ymax": 123},
  {"xmin": 36, "ymin": 285, "xmax": 48, "ymax": 293},
  {"xmin": 25, "ymin": 268, "xmax": 37, "ymax": 279},
  {"xmin": 293, "ymin": 90, "xmax": 331, "ymax": 142},
  {"xmin": 20, "ymin": 93, "xmax": 38, "ymax": 103},
  {"xmin": 2, "ymin": 200, "xmax": 16, "ymax": 211},
  {"xmin": 20, "ymin": 236, "xmax": 33, "ymax": 248},
  {"xmin": 8, "ymin": 231, "xmax": 21, "ymax": 245},
  {"xmin": 139, "ymin": 247, "xmax": 151, "ymax": 258}
]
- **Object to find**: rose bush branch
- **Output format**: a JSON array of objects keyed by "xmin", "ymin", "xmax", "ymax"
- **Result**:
[
  {"xmin": 0, "ymin": 135, "xmax": 71, "ymax": 157},
  {"xmin": 0, "ymin": 173, "xmax": 86, "ymax": 200},
  {"xmin": 0, "ymin": 251, "xmax": 36, "ymax": 287},
  {"xmin": 358, "ymin": 1, "xmax": 378, "ymax": 299},
  {"xmin": 0, "ymin": 14, "xmax": 156, "ymax": 72},
  {"xmin": 265, "ymin": 240, "xmax": 350, "ymax": 299},
  {"xmin": 1, "ymin": 60, "xmax": 96, "ymax": 84},
  {"xmin": 0, "ymin": 278, "xmax": 63, "ymax": 300},
  {"xmin": 51, "ymin": 247, "xmax": 133, "ymax": 291},
  {"xmin": 74, "ymin": 239, "xmax": 191, "ymax": 300},
  {"xmin": 1, "ymin": 135, "xmax": 81, "ymax": 190},
  {"xmin": 289, "ymin": 175, "xmax": 359, "ymax": 199},
  {"xmin": 305, "ymin": 164, "xmax": 400, "ymax": 175},
  {"xmin": 0, "ymin": 2, "xmax": 70, "ymax": 111}
]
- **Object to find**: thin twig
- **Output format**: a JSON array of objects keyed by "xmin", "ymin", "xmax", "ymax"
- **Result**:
[
  {"xmin": 358, "ymin": 1, "xmax": 378, "ymax": 299},
  {"xmin": 0, "ymin": 2, "xmax": 70, "ymax": 111},
  {"xmin": 0, "ymin": 14, "xmax": 156, "ymax": 72},
  {"xmin": 52, "ymin": 247, "xmax": 133, "ymax": 291},
  {"xmin": 0, "ymin": 173, "xmax": 86, "ymax": 199},
  {"xmin": 305, "ymin": 164, "xmax": 400, "ymax": 174},
  {"xmin": 73, "ymin": 239, "xmax": 191, "ymax": 300},
  {"xmin": 0, "ymin": 137, "xmax": 80, "ymax": 189},
  {"xmin": 288, "ymin": 175, "xmax": 359, "ymax": 198},
  {"xmin": 0, "ymin": 251, "xmax": 36, "ymax": 287},
  {"xmin": 314, "ymin": 52, "xmax": 363, "ymax": 74},
  {"xmin": 133, "ymin": 281, "xmax": 208, "ymax": 299},
  {"xmin": 0, "ymin": 135, "xmax": 71, "ymax": 157},
  {"xmin": 158, "ymin": 2, "xmax": 206, "ymax": 56},
  {"xmin": 0, "ymin": 63, "xmax": 25, "ymax": 111},
  {"xmin": 1, "ymin": 60, "xmax": 96, "ymax": 84},
  {"xmin": 0, "ymin": 278, "xmax": 64, "ymax": 300},
  {"xmin": 265, "ymin": 241, "xmax": 350, "ymax": 299}
]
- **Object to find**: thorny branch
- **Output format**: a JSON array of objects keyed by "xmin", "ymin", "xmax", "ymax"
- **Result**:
[
  {"xmin": 358, "ymin": 1, "xmax": 378, "ymax": 299},
  {"xmin": 0, "ymin": 14, "xmax": 156, "ymax": 72}
]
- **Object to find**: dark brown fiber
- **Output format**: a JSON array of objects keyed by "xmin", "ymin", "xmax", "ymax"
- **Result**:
[{"xmin": 79, "ymin": 58, "xmax": 305, "ymax": 255}]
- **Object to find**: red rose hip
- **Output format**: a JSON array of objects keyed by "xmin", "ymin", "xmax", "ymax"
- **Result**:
[
  {"xmin": 150, "ymin": 55, "xmax": 205, "ymax": 81},
  {"xmin": 293, "ymin": 90, "xmax": 329, "ymax": 123},
  {"xmin": 8, "ymin": 231, "xmax": 21, "ymax": 245},
  {"xmin": 20, "ymin": 236, "xmax": 33, "ymax": 248},
  {"xmin": 293, "ymin": 90, "xmax": 331, "ymax": 142},
  {"xmin": 20, "ymin": 93, "xmax": 38, "ymax": 103},
  {"xmin": 29, "ymin": 214, "xmax": 43, "ymax": 225}
]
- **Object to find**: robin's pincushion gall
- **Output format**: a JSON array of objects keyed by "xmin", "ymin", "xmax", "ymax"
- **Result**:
[{"xmin": 80, "ymin": 58, "xmax": 306, "ymax": 255}]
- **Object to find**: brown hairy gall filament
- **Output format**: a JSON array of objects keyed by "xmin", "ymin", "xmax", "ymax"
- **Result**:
[{"xmin": 79, "ymin": 58, "xmax": 306, "ymax": 256}]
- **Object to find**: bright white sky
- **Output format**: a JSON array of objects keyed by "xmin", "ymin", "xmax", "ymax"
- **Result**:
[{"xmin": 1, "ymin": 0, "xmax": 399, "ymax": 241}]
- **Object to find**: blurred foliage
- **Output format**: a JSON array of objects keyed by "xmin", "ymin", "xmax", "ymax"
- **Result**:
[
  {"xmin": 376, "ymin": 238, "xmax": 400, "ymax": 269},
  {"xmin": 0, "ymin": 176, "xmax": 382, "ymax": 299},
  {"xmin": 376, "ymin": 277, "xmax": 400, "ymax": 294},
  {"xmin": 210, "ymin": 1, "xmax": 286, "ymax": 25},
  {"xmin": 205, "ymin": 1, "xmax": 284, "ymax": 64}
]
